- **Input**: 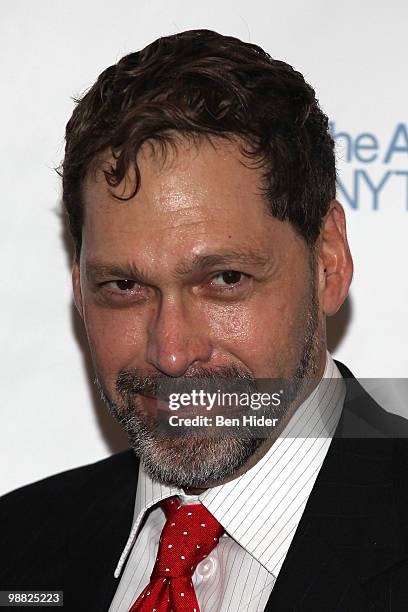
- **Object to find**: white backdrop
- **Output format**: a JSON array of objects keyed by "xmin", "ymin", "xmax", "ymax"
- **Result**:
[{"xmin": 1, "ymin": 0, "xmax": 407, "ymax": 496}]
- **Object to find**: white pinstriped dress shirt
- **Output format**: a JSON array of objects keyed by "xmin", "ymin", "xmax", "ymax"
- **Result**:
[{"xmin": 109, "ymin": 353, "xmax": 346, "ymax": 611}]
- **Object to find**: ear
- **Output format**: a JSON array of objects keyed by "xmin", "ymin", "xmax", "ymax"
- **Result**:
[
  {"xmin": 317, "ymin": 200, "xmax": 353, "ymax": 316},
  {"xmin": 72, "ymin": 257, "xmax": 84, "ymax": 319}
]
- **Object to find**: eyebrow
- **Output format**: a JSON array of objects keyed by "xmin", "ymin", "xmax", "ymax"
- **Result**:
[
  {"xmin": 85, "ymin": 249, "xmax": 272, "ymax": 283},
  {"xmin": 174, "ymin": 250, "xmax": 272, "ymax": 276},
  {"xmin": 85, "ymin": 262, "xmax": 151, "ymax": 283}
]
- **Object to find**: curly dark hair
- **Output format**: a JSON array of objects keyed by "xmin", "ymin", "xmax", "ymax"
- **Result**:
[{"xmin": 61, "ymin": 29, "xmax": 335, "ymax": 258}]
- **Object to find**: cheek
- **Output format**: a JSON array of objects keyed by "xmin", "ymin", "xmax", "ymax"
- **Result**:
[
  {"xmin": 202, "ymin": 280, "xmax": 312, "ymax": 377},
  {"xmin": 82, "ymin": 303, "xmax": 148, "ymax": 383},
  {"xmin": 203, "ymin": 302, "xmax": 254, "ymax": 344},
  {"xmin": 198, "ymin": 300, "xmax": 284, "ymax": 372}
]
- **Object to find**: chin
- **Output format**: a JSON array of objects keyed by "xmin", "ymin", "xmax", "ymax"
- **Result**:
[{"xmin": 130, "ymin": 430, "xmax": 262, "ymax": 489}]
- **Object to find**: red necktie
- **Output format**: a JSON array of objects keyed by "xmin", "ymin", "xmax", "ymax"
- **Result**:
[{"xmin": 129, "ymin": 496, "xmax": 224, "ymax": 612}]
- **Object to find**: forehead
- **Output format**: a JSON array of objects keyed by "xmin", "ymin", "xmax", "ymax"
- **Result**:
[
  {"xmin": 83, "ymin": 135, "xmax": 264, "ymax": 209},
  {"xmin": 81, "ymin": 136, "xmax": 295, "ymax": 265}
]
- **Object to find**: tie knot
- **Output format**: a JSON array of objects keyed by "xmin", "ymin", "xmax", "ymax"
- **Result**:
[{"xmin": 151, "ymin": 496, "xmax": 224, "ymax": 579}]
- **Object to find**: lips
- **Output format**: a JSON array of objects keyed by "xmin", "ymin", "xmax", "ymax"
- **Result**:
[
  {"xmin": 137, "ymin": 394, "xmax": 214, "ymax": 417},
  {"xmin": 137, "ymin": 394, "xmax": 251, "ymax": 423}
]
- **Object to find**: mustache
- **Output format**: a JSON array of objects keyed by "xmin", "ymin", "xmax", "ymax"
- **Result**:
[{"xmin": 116, "ymin": 364, "xmax": 257, "ymax": 399}]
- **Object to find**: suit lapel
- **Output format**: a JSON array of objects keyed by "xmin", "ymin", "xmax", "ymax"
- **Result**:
[{"xmin": 264, "ymin": 513, "xmax": 371, "ymax": 610}]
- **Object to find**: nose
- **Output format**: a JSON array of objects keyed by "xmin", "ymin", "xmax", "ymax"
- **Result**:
[{"xmin": 145, "ymin": 296, "xmax": 213, "ymax": 376}]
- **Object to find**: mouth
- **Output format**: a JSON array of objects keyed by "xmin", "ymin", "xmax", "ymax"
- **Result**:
[
  {"xmin": 136, "ymin": 392, "xmax": 251, "ymax": 423},
  {"xmin": 138, "ymin": 393, "xmax": 203, "ymax": 410}
]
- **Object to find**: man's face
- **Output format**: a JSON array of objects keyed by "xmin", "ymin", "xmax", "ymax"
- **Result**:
[{"xmin": 73, "ymin": 137, "xmax": 326, "ymax": 488}]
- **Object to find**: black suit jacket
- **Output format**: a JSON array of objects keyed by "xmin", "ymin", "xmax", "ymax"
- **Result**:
[{"xmin": 2, "ymin": 362, "xmax": 408, "ymax": 611}]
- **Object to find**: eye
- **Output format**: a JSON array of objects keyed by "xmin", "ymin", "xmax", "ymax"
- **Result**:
[
  {"xmin": 102, "ymin": 279, "xmax": 143, "ymax": 296},
  {"xmin": 210, "ymin": 270, "xmax": 245, "ymax": 287},
  {"xmin": 98, "ymin": 278, "xmax": 148, "ymax": 305},
  {"xmin": 110, "ymin": 279, "xmax": 138, "ymax": 292}
]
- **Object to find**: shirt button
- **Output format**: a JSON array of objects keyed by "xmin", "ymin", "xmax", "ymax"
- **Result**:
[{"xmin": 197, "ymin": 556, "xmax": 217, "ymax": 579}]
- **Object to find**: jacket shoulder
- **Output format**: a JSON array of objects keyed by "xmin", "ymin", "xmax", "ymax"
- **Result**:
[
  {"xmin": 335, "ymin": 360, "xmax": 408, "ymax": 438},
  {"xmin": 0, "ymin": 451, "xmax": 138, "ymax": 603},
  {"xmin": 0, "ymin": 449, "xmax": 138, "ymax": 510},
  {"xmin": 0, "ymin": 451, "xmax": 138, "ymax": 587}
]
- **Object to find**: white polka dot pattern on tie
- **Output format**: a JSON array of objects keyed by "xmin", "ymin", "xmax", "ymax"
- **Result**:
[{"xmin": 129, "ymin": 496, "xmax": 224, "ymax": 611}]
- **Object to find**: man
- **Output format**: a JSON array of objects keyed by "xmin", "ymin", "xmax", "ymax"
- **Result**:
[{"xmin": 1, "ymin": 29, "xmax": 408, "ymax": 611}]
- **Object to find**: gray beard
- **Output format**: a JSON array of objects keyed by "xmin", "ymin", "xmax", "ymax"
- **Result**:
[{"xmin": 96, "ymin": 278, "xmax": 320, "ymax": 489}]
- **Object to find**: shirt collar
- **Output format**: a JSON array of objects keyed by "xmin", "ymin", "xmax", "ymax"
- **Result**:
[{"xmin": 114, "ymin": 353, "xmax": 345, "ymax": 578}]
